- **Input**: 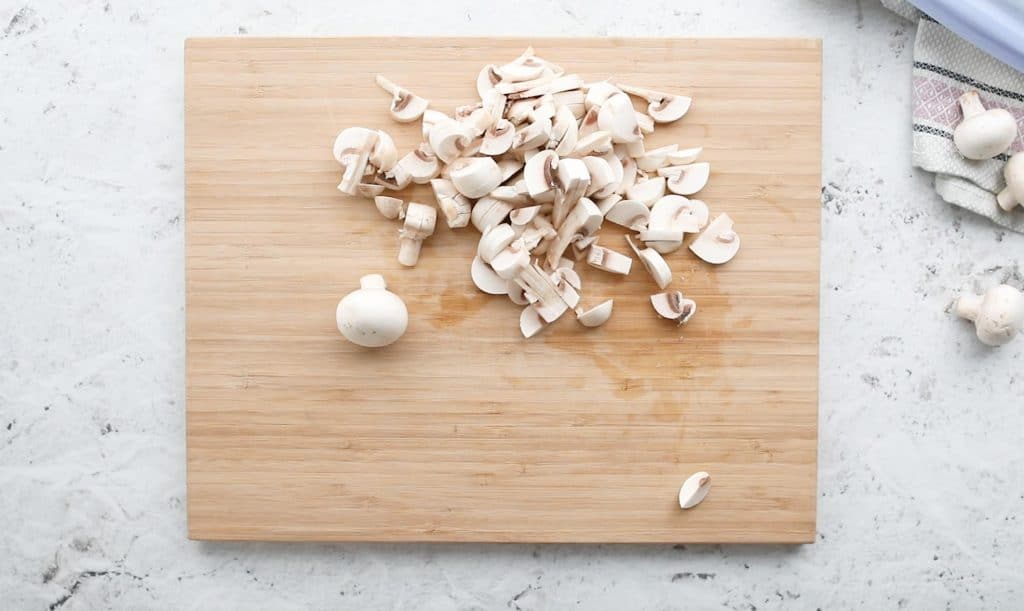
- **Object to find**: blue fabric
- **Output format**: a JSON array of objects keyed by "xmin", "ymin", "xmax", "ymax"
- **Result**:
[{"xmin": 910, "ymin": 0, "xmax": 1024, "ymax": 72}]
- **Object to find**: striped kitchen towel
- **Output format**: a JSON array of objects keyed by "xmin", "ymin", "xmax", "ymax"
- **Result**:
[{"xmin": 884, "ymin": 0, "xmax": 1024, "ymax": 233}]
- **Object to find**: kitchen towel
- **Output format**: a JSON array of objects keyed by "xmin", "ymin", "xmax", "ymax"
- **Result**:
[{"xmin": 883, "ymin": 0, "xmax": 1024, "ymax": 233}]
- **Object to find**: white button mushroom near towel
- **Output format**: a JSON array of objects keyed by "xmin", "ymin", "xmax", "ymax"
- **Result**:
[
  {"xmin": 997, "ymin": 152, "xmax": 1024, "ymax": 212},
  {"xmin": 952, "ymin": 91, "xmax": 1018, "ymax": 160},
  {"xmin": 955, "ymin": 284, "xmax": 1024, "ymax": 346},
  {"xmin": 336, "ymin": 275, "xmax": 409, "ymax": 348}
]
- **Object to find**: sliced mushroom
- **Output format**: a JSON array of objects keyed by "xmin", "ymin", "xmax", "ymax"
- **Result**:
[
  {"xmin": 496, "ymin": 47, "xmax": 547, "ymax": 82},
  {"xmin": 549, "ymin": 268, "xmax": 581, "ymax": 308},
  {"xmin": 626, "ymin": 235, "xmax": 671, "ymax": 288},
  {"xmin": 582, "ymin": 156, "xmax": 617, "ymax": 199},
  {"xmin": 638, "ymin": 227, "xmax": 685, "ymax": 254},
  {"xmin": 595, "ymin": 193, "xmax": 622, "ymax": 216},
  {"xmin": 507, "ymin": 280, "xmax": 530, "ymax": 305},
  {"xmin": 550, "ymin": 105, "xmax": 580, "ymax": 156},
  {"xmin": 471, "ymin": 196, "xmax": 513, "ymax": 233},
  {"xmin": 619, "ymin": 156, "xmax": 638, "ymax": 193},
  {"xmin": 333, "ymin": 127, "xmax": 379, "ymax": 195},
  {"xmin": 572, "ymin": 131, "xmax": 613, "ymax": 157},
  {"xmin": 374, "ymin": 166, "xmax": 411, "ymax": 191},
  {"xmin": 520, "ymin": 305, "xmax": 548, "ymax": 338},
  {"xmin": 356, "ymin": 183, "xmax": 385, "ymax": 198},
  {"xmin": 636, "ymin": 144, "xmax": 680, "ymax": 172},
  {"xmin": 690, "ymin": 213, "xmax": 740, "ymax": 264},
  {"xmin": 515, "ymin": 263, "xmax": 570, "ymax": 323},
  {"xmin": 512, "ymin": 117, "xmax": 553, "ymax": 151},
  {"xmin": 421, "ymin": 109, "xmax": 449, "ymax": 140},
  {"xmin": 597, "ymin": 93, "xmax": 642, "ymax": 143},
  {"xmin": 554, "ymin": 157, "xmax": 591, "ymax": 228},
  {"xmin": 586, "ymin": 244, "xmax": 633, "ymax": 275},
  {"xmin": 648, "ymin": 194, "xmax": 705, "ymax": 238},
  {"xmin": 577, "ymin": 107, "xmax": 601, "ymax": 139},
  {"xmin": 374, "ymin": 74, "xmax": 429, "ymax": 123},
  {"xmin": 491, "ymin": 184, "xmax": 532, "ymax": 205},
  {"xmin": 510, "ymin": 205, "xmax": 543, "ymax": 226},
  {"xmin": 480, "ymin": 119, "xmax": 515, "ymax": 156},
  {"xmin": 429, "ymin": 119, "xmax": 473, "ymax": 164},
  {"xmin": 605, "ymin": 199, "xmax": 650, "ymax": 230},
  {"xmin": 470, "ymin": 255, "xmax": 509, "ymax": 295},
  {"xmin": 374, "ymin": 195, "xmax": 404, "ymax": 220},
  {"xmin": 524, "ymin": 149, "xmax": 559, "ymax": 202},
  {"xmin": 496, "ymin": 158, "xmax": 525, "ymax": 184},
  {"xmin": 635, "ymin": 112, "xmax": 655, "ymax": 134},
  {"xmin": 575, "ymin": 299, "xmax": 614, "ymax": 328},
  {"xmin": 396, "ymin": 145, "xmax": 441, "ymax": 184},
  {"xmin": 430, "ymin": 178, "xmax": 472, "ymax": 229},
  {"xmin": 552, "ymin": 89, "xmax": 586, "ymax": 119},
  {"xmin": 546, "ymin": 197, "xmax": 603, "ymax": 269},
  {"xmin": 478, "ymin": 223, "xmax": 517, "ymax": 263},
  {"xmin": 398, "ymin": 202, "xmax": 436, "ymax": 267},
  {"xmin": 651, "ymin": 291, "xmax": 697, "ymax": 324},
  {"xmin": 618, "ymin": 84, "xmax": 692, "ymax": 123},
  {"xmin": 658, "ymin": 162, "xmax": 710, "ymax": 196},
  {"xmin": 667, "ymin": 146, "xmax": 702, "ymax": 165},
  {"xmin": 491, "ymin": 243, "xmax": 531, "ymax": 279},
  {"xmin": 510, "ymin": 74, "xmax": 585, "ymax": 99},
  {"xmin": 584, "ymin": 81, "xmax": 621, "ymax": 110},
  {"xmin": 476, "ymin": 64, "xmax": 503, "ymax": 98},
  {"xmin": 626, "ymin": 176, "xmax": 667, "ymax": 206},
  {"xmin": 449, "ymin": 157, "xmax": 502, "ymax": 199}
]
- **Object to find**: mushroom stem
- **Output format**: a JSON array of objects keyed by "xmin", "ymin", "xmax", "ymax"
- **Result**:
[
  {"xmin": 955, "ymin": 293, "xmax": 982, "ymax": 322},
  {"xmin": 374, "ymin": 74, "xmax": 403, "ymax": 97},
  {"xmin": 360, "ymin": 274, "xmax": 387, "ymax": 290},
  {"xmin": 958, "ymin": 91, "xmax": 987, "ymax": 119}
]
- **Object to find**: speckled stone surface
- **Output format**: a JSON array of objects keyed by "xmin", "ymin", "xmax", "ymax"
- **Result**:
[{"xmin": 2, "ymin": 1, "xmax": 1022, "ymax": 609}]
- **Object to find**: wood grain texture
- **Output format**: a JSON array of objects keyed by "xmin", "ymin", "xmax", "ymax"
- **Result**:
[{"xmin": 185, "ymin": 37, "xmax": 822, "ymax": 543}]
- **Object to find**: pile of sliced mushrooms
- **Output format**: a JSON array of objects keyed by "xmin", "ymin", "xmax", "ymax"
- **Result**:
[{"xmin": 333, "ymin": 48, "xmax": 740, "ymax": 339}]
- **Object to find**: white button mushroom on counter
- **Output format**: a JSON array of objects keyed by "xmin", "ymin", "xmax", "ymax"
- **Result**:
[
  {"xmin": 953, "ymin": 91, "xmax": 1018, "ymax": 161},
  {"xmin": 955, "ymin": 284, "xmax": 1024, "ymax": 347},
  {"xmin": 336, "ymin": 275, "xmax": 408, "ymax": 348}
]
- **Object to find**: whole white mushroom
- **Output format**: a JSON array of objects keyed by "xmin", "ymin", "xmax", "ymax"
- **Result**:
[
  {"xmin": 336, "ymin": 274, "xmax": 408, "ymax": 348},
  {"xmin": 955, "ymin": 284, "xmax": 1024, "ymax": 347}
]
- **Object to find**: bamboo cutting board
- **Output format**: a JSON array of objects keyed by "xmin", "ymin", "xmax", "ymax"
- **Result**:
[{"xmin": 185, "ymin": 37, "xmax": 821, "ymax": 543}]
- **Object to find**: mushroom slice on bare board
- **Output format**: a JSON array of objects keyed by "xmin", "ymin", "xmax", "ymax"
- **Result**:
[
  {"xmin": 651, "ymin": 291, "xmax": 697, "ymax": 325},
  {"xmin": 690, "ymin": 213, "xmax": 741, "ymax": 265},
  {"xmin": 626, "ymin": 235, "xmax": 672, "ymax": 289},
  {"xmin": 575, "ymin": 299, "xmax": 614, "ymax": 328}
]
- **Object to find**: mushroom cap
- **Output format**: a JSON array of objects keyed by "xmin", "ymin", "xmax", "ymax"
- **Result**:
[
  {"xmin": 576, "ymin": 299, "xmax": 614, "ymax": 328},
  {"xmin": 953, "ymin": 108, "xmax": 1018, "ymax": 160},
  {"xmin": 336, "ymin": 284, "xmax": 408, "ymax": 348},
  {"xmin": 690, "ymin": 213, "xmax": 740, "ymax": 265},
  {"xmin": 471, "ymin": 256, "xmax": 509, "ymax": 295},
  {"xmin": 974, "ymin": 284, "xmax": 1024, "ymax": 346},
  {"xmin": 648, "ymin": 95, "xmax": 692, "ymax": 124}
]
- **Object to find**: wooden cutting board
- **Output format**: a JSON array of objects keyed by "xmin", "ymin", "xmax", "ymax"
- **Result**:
[{"xmin": 185, "ymin": 37, "xmax": 821, "ymax": 543}]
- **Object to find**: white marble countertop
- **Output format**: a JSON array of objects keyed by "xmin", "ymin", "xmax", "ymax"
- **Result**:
[{"xmin": 2, "ymin": 1, "xmax": 1022, "ymax": 609}]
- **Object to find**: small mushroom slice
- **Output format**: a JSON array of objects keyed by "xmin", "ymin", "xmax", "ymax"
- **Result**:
[
  {"xmin": 626, "ymin": 235, "xmax": 672, "ymax": 288},
  {"xmin": 605, "ymin": 199, "xmax": 650, "ymax": 231},
  {"xmin": 554, "ymin": 157, "xmax": 591, "ymax": 228},
  {"xmin": 478, "ymin": 223, "xmax": 518, "ymax": 263},
  {"xmin": 649, "ymin": 194, "xmax": 705, "ymax": 234},
  {"xmin": 491, "ymin": 243, "xmax": 531, "ymax": 279},
  {"xmin": 619, "ymin": 156, "xmax": 638, "ymax": 193},
  {"xmin": 678, "ymin": 471, "xmax": 711, "ymax": 509},
  {"xmin": 576, "ymin": 299, "xmax": 614, "ymax": 328},
  {"xmin": 546, "ymin": 197, "xmax": 603, "ymax": 269},
  {"xmin": 449, "ymin": 157, "xmax": 502, "ymax": 199},
  {"xmin": 375, "ymin": 75, "xmax": 429, "ymax": 123},
  {"xmin": 374, "ymin": 195, "xmax": 404, "ymax": 220},
  {"xmin": 421, "ymin": 109, "xmax": 448, "ymax": 140},
  {"xmin": 429, "ymin": 119, "xmax": 474, "ymax": 164},
  {"xmin": 600, "ymin": 151, "xmax": 624, "ymax": 188},
  {"xmin": 373, "ymin": 167, "xmax": 410, "ymax": 191},
  {"xmin": 639, "ymin": 227, "xmax": 685, "ymax": 254},
  {"xmin": 658, "ymin": 162, "xmax": 710, "ymax": 196},
  {"xmin": 507, "ymin": 280, "xmax": 530, "ymax": 305},
  {"xmin": 356, "ymin": 183, "xmax": 385, "ymax": 198},
  {"xmin": 584, "ymin": 81, "xmax": 622, "ymax": 110},
  {"xmin": 497, "ymin": 47, "xmax": 547, "ymax": 82},
  {"xmin": 397, "ymin": 145, "xmax": 441, "ymax": 184},
  {"xmin": 595, "ymin": 193, "xmax": 622, "ymax": 216},
  {"xmin": 471, "ymin": 255, "xmax": 509, "ymax": 295},
  {"xmin": 491, "ymin": 184, "xmax": 532, "ymax": 205},
  {"xmin": 461, "ymin": 108, "xmax": 495, "ymax": 137},
  {"xmin": 550, "ymin": 105, "xmax": 580, "ymax": 156},
  {"xmin": 524, "ymin": 149, "xmax": 559, "ymax": 202},
  {"xmin": 552, "ymin": 89, "xmax": 586, "ymax": 119},
  {"xmin": 582, "ymin": 156, "xmax": 617, "ymax": 199},
  {"xmin": 571, "ymin": 234, "xmax": 599, "ymax": 260},
  {"xmin": 572, "ymin": 131, "xmax": 613, "ymax": 157},
  {"xmin": 597, "ymin": 93, "xmax": 642, "ymax": 143},
  {"xmin": 510, "ymin": 205, "xmax": 543, "ymax": 226},
  {"xmin": 520, "ymin": 305, "xmax": 548, "ymax": 339},
  {"xmin": 651, "ymin": 291, "xmax": 697, "ymax": 324},
  {"xmin": 586, "ymin": 244, "xmax": 633, "ymax": 275},
  {"xmin": 471, "ymin": 196, "xmax": 513, "ymax": 232},
  {"xmin": 333, "ymin": 127, "xmax": 379, "ymax": 195},
  {"xmin": 510, "ymin": 74, "xmax": 585, "ymax": 99},
  {"xmin": 617, "ymin": 84, "xmax": 692, "ymax": 123},
  {"xmin": 529, "ymin": 97, "xmax": 557, "ymax": 122},
  {"xmin": 480, "ymin": 119, "xmax": 516, "ymax": 156},
  {"xmin": 635, "ymin": 112, "xmax": 655, "ymax": 134},
  {"xmin": 513, "ymin": 117, "xmax": 553, "ymax": 151},
  {"xmin": 577, "ymin": 107, "xmax": 601, "ymax": 139},
  {"xmin": 398, "ymin": 202, "xmax": 437, "ymax": 267},
  {"xmin": 515, "ymin": 263, "xmax": 570, "ymax": 323},
  {"xmin": 496, "ymin": 158, "xmax": 525, "ymax": 184},
  {"xmin": 482, "ymin": 89, "xmax": 507, "ymax": 123},
  {"xmin": 690, "ymin": 213, "xmax": 740, "ymax": 265},
  {"xmin": 553, "ymin": 266, "xmax": 582, "ymax": 290},
  {"xmin": 626, "ymin": 176, "xmax": 667, "ymax": 207},
  {"xmin": 476, "ymin": 64, "xmax": 503, "ymax": 98},
  {"xmin": 666, "ymin": 146, "xmax": 702, "ymax": 165},
  {"xmin": 430, "ymin": 178, "xmax": 472, "ymax": 229},
  {"xmin": 549, "ymin": 268, "xmax": 581, "ymax": 308},
  {"xmin": 636, "ymin": 144, "xmax": 680, "ymax": 172}
]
